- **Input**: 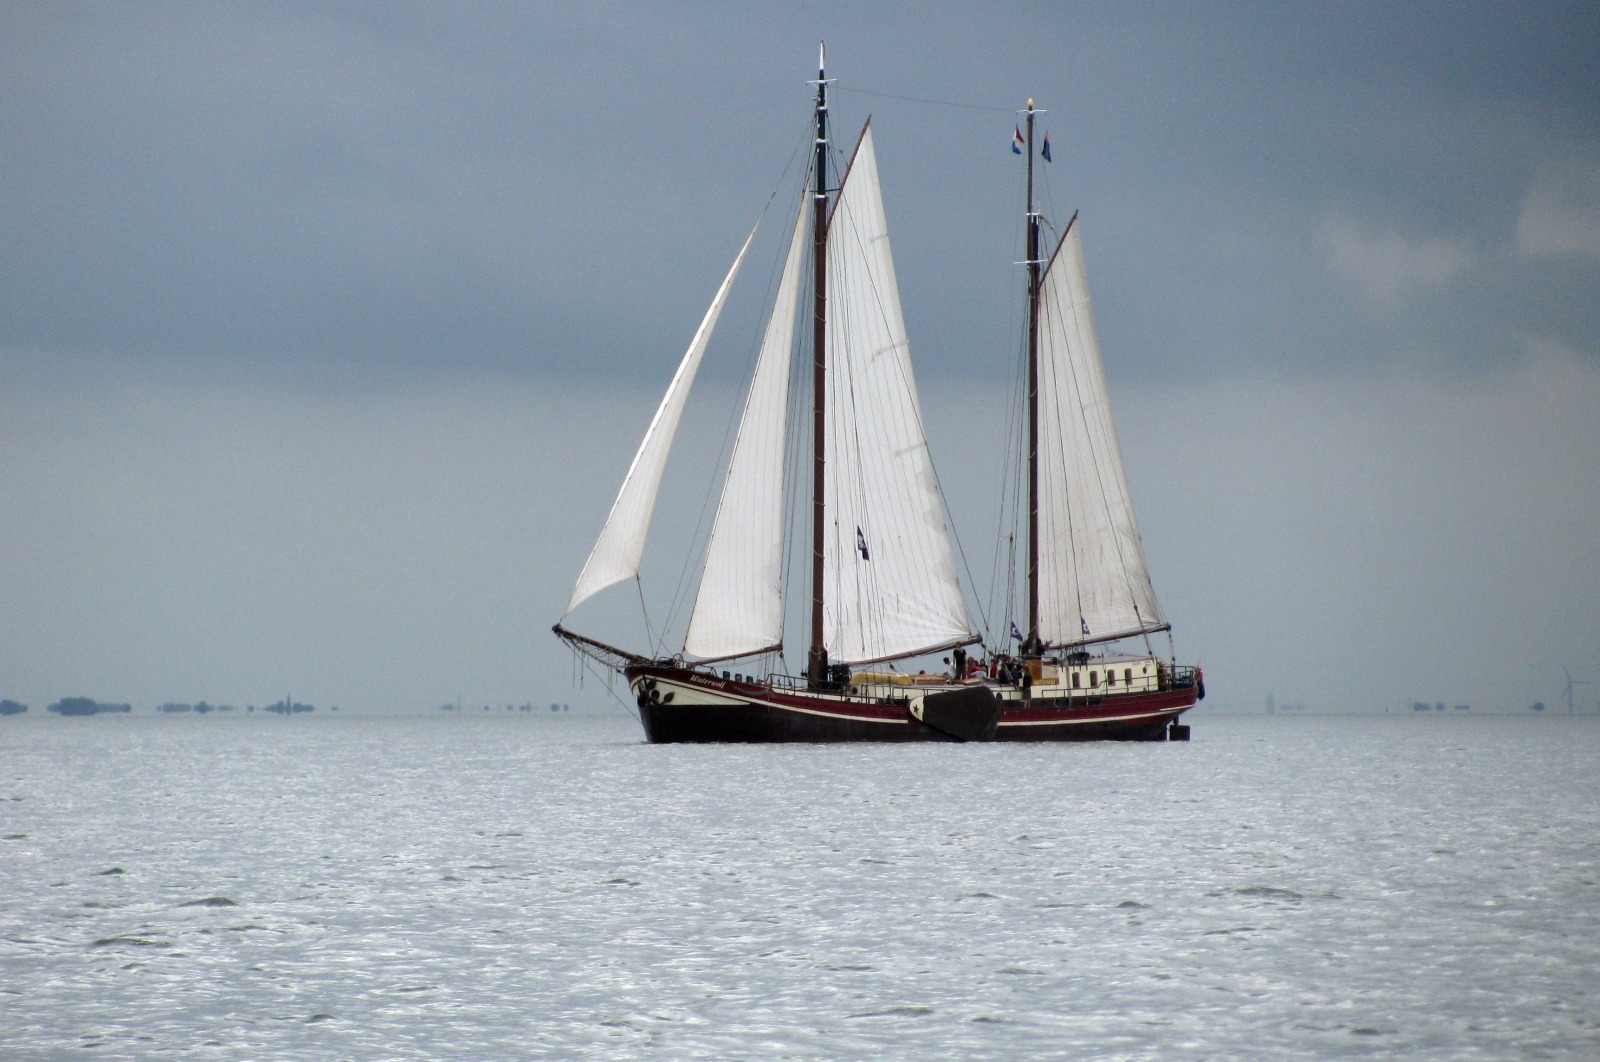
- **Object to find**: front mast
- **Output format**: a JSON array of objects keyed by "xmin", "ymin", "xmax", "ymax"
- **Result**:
[{"xmin": 806, "ymin": 44, "xmax": 832, "ymax": 686}]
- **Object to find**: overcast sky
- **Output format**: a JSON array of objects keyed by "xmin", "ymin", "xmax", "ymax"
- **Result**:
[{"xmin": 3, "ymin": 2, "xmax": 1597, "ymax": 715}]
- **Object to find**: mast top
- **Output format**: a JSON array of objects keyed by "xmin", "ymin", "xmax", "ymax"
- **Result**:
[{"xmin": 810, "ymin": 41, "xmax": 834, "ymax": 87}]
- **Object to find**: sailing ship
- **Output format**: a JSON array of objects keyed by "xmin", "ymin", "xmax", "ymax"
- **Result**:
[{"xmin": 554, "ymin": 49, "xmax": 1202, "ymax": 742}]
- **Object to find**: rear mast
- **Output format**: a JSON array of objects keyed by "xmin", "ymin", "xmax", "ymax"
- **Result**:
[{"xmin": 1024, "ymin": 98, "xmax": 1043, "ymax": 660}]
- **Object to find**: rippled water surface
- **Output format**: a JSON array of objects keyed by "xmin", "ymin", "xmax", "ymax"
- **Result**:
[{"xmin": 3, "ymin": 712, "xmax": 1597, "ymax": 1059}]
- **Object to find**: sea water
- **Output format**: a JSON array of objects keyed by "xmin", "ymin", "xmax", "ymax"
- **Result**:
[{"xmin": 2, "ymin": 711, "xmax": 1596, "ymax": 1059}]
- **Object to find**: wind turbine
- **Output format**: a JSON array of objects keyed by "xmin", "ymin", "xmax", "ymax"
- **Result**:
[{"xmin": 1561, "ymin": 667, "xmax": 1590, "ymax": 714}]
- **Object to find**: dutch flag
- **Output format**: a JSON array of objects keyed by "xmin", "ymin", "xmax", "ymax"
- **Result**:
[{"xmin": 1012, "ymin": 125, "xmax": 1025, "ymax": 154}]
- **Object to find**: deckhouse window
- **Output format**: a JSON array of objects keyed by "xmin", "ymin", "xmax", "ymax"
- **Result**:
[{"xmin": 1072, "ymin": 672, "xmax": 1081, "ymax": 689}]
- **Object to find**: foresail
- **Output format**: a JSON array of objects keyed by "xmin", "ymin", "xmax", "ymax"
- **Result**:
[
  {"xmin": 822, "ymin": 125, "xmax": 973, "ymax": 664},
  {"xmin": 562, "ymin": 225, "xmax": 758, "ymax": 618},
  {"xmin": 1035, "ymin": 219, "xmax": 1166, "ymax": 645},
  {"xmin": 684, "ymin": 196, "xmax": 808, "ymax": 659}
]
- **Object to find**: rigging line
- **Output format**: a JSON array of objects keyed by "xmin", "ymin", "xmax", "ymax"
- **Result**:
[
  {"xmin": 826, "ymin": 177, "xmax": 868, "ymax": 652},
  {"xmin": 999, "ymin": 315, "xmax": 1029, "ymax": 644},
  {"xmin": 988, "ymin": 244, "xmax": 1030, "ymax": 645},
  {"xmin": 985, "ymin": 150, "xmax": 1033, "ymax": 646},
  {"xmin": 836, "ymin": 85, "xmax": 1015, "ymax": 114},
  {"xmin": 848, "ymin": 196, "xmax": 994, "ymax": 640},
  {"xmin": 829, "ymin": 200, "xmax": 877, "ymax": 653},
  {"xmin": 1056, "ymin": 233, "xmax": 1151, "ymax": 627},
  {"xmin": 1039, "ymin": 260, "xmax": 1088, "ymax": 640},
  {"xmin": 572, "ymin": 645, "xmax": 641, "ymax": 723},
  {"xmin": 779, "ymin": 206, "xmax": 823, "ymax": 660},
  {"xmin": 1042, "ymin": 238, "xmax": 1159, "ymax": 648},
  {"xmin": 778, "ymin": 236, "xmax": 811, "ymax": 659},
  {"xmin": 666, "ymin": 183, "xmax": 810, "ymax": 645},
  {"xmin": 832, "ymin": 153, "xmax": 976, "ymax": 644},
  {"xmin": 991, "ymin": 241, "xmax": 1029, "ymax": 640},
  {"xmin": 658, "ymin": 146, "xmax": 810, "ymax": 644},
  {"xmin": 836, "ymin": 187, "xmax": 963, "ymax": 657},
  {"xmin": 636, "ymin": 576, "xmax": 663, "ymax": 658}
]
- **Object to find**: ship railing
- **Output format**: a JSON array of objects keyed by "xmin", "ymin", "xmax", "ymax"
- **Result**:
[
  {"xmin": 763, "ymin": 671, "xmax": 927, "ymax": 705},
  {"xmin": 765, "ymin": 665, "xmax": 1199, "ymax": 697}
]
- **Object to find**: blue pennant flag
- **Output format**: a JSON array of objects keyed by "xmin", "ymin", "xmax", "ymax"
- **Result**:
[
  {"xmin": 1012, "ymin": 125, "xmax": 1024, "ymax": 154},
  {"xmin": 856, "ymin": 526, "xmax": 870, "ymax": 561},
  {"xmin": 1081, "ymin": 616, "xmax": 1090, "ymax": 637},
  {"xmin": 1042, "ymin": 133, "xmax": 1052, "ymax": 162},
  {"xmin": 1011, "ymin": 621, "xmax": 1023, "ymax": 642}
]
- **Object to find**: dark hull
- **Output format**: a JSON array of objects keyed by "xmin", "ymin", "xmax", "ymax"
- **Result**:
[{"xmin": 628, "ymin": 664, "xmax": 1196, "ymax": 744}]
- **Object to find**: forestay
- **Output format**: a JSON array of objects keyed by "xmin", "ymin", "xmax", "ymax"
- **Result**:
[
  {"xmin": 1035, "ymin": 219, "xmax": 1165, "ymax": 645},
  {"xmin": 683, "ymin": 196, "xmax": 809, "ymax": 659}
]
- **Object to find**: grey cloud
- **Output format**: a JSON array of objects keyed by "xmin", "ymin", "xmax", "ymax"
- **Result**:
[{"xmin": 4, "ymin": 2, "xmax": 1597, "ymax": 394}]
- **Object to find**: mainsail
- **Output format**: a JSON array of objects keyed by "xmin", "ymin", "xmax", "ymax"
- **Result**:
[
  {"xmin": 821, "ymin": 125, "xmax": 972, "ymax": 663},
  {"xmin": 564, "ymin": 122, "xmax": 973, "ymax": 669},
  {"xmin": 562, "ymin": 225, "xmax": 758, "ymax": 618},
  {"xmin": 1034, "ymin": 217, "xmax": 1165, "ymax": 645},
  {"xmin": 683, "ymin": 196, "xmax": 809, "ymax": 660}
]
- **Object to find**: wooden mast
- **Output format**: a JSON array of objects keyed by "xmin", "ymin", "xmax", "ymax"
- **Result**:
[
  {"xmin": 806, "ymin": 43, "xmax": 831, "ymax": 686},
  {"xmin": 1024, "ymin": 98, "xmax": 1043, "ymax": 658}
]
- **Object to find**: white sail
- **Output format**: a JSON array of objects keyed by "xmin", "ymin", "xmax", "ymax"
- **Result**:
[
  {"xmin": 684, "ymin": 196, "xmax": 809, "ymax": 659},
  {"xmin": 562, "ymin": 225, "xmax": 758, "ymax": 618},
  {"xmin": 1035, "ymin": 219, "xmax": 1165, "ymax": 644},
  {"xmin": 821, "ymin": 125, "xmax": 973, "ymax": 663}
]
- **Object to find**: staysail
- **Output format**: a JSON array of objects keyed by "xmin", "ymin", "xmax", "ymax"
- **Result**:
[
  {"xmin": 1034, "ymin": 217, "xmax": 1165, "ymax": 645},
  {"xmin": 562, "ymin": 225, "xmax": 758, "ymax": 618},
  {"xmin": 821, "ymin": 125, "xmax": 973, "ymax": 663},
  {"xmin": 683, "ymin": 196, "xmax": 809, "ymax": 660}
]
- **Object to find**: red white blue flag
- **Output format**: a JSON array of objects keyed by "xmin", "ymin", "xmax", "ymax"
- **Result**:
[
  {"xmin": 1042, "ymin": 133, "xmax": 1052, "ymax": 162},
  {"xmin": 1012, "ymin": 125, "xmax": 1025, "ymax": 154}
]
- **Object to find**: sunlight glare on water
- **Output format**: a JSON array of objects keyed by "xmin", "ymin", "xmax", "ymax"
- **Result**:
[{"xmin": 2, "ymin": 712, "xmax": 1597, "ymax": 1058}]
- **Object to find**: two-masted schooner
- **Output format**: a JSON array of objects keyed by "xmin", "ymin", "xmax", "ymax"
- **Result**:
[{"xmin": 554, "ymin": 49, "xmax": 1202, "ymax": 742}]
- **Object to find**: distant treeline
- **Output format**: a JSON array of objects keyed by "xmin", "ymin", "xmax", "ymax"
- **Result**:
[
  {"xmin": 0, "ymin": 697, "xmax": 325, "ymax": 717},
  {"xmin": 50, "ymin": 697, "xmax": 131, "ymax": 716},
  {"xmin": 158, "ymin": 701, "xmax": 239, "ymax": 714},
  {"xmin": 4, "ymin": 697, "xmax": 583, "ymax": 717},
  {"xmin": 439, "ymin": 702, "xmax": 564, "ymax": 713}
]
